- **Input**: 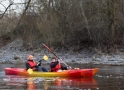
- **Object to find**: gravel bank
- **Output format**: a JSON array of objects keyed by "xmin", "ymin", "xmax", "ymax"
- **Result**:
[{"xmin": 0, "ymin": 39, "xmax": 124, "ymax": 66}]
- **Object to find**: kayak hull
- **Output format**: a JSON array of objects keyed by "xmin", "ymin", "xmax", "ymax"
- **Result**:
[{"xmin": 4, "ymin": 68, "xmax": 98, "ymax": 77}]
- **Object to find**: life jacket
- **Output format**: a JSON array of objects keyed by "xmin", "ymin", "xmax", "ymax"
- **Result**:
[
  {"xmin": 51, "ymin": 62, "xmax": 61, "ymax": 72},
  {"xmin": 27, "ymin": 60, "xmax": 36, "ymax": 70}
]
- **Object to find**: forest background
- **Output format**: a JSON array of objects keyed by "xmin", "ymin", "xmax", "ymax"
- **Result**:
[{"xmin": 0, "ymin": 0, "xmax": 124, "ymax": 65}]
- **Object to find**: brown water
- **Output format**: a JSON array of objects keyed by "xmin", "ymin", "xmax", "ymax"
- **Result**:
[{"xmin": 0, "ymin": 64, "xmax": 124, "ymax": 90}]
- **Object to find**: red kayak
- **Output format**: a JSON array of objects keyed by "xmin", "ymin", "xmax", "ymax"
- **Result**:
[{"xmin": 4, "ymin": 68, "xmax": 98, "ymax": 77}]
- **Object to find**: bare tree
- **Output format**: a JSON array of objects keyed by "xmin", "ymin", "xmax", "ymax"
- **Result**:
[{"xmin": 0, "ymin": 2, "xmax": 13, "ymax": 19}]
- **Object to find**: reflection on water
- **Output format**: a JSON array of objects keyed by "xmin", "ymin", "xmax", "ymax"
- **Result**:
[
  {"xmin": 53, "ymin": 77, "xmax": 97, "ymax": 90},
  {"xmin": 3, "ymin": 76, "xmax": 27, "ymax": 89},
  {"xmin": 3, "ymin": 75, "xmax": 98, "ymax": 90}
]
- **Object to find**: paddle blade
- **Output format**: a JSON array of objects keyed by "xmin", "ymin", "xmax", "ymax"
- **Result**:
[
  {"xmin": 27, "ymin": 68, "xmax": 33, "ymax": 74},
  {"xmin": 43, "ymin": 55, "xmax": 48, "ymax": 60}
]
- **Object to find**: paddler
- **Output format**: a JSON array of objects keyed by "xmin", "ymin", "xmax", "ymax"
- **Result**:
[
  {"xmin": 50, "ymin": 56, "xmax": 71, "ymax": 72},
  {"xmin": 26, "ymin": 55, "xmax": 47, "ymax": 72}
]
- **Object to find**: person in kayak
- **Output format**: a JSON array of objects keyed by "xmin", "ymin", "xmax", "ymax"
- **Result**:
[
  {"xmin": 50, "ymin": 56, "xmax": 70, "ymax": 72},
  {"xmin": 26, "ymin": 55, "xmax": 47, "ymax": 72}
]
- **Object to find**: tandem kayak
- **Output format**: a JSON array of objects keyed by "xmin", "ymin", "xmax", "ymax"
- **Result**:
[{"xmin": 4, "ymin": 68, "xmax": 98, "ymax": 77}]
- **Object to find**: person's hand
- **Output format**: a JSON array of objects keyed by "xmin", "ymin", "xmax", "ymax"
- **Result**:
[
  {"xmin": 36, "ymin": 60, "xmax": 41, "ymax": 66},
  {"xmin": 37, "ymin": 62, "xmax": 41, "ymax": 66},
  {"xmin": 34, "ymin": 65, "xmax": 38, "ymax": 68},
  {"xmin": 39, "ymin": 60, "xmax": 42, "ymax": 63},
  {"xmin": 58, "ymin": 58, "xmax": 62, "ymax": 62},
  {"xmin": 67, "ymin": 66, "xmax": 72, "ymax": 69}
]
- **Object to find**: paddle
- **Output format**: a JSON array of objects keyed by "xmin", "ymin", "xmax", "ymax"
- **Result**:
[
  {"xmin": 27, "ymin": 55, "xmax": 49, "ymax": 74},
  {"xmin": 37, "ymin": 55, "xmax": 48, "ymax": 66},
  {"xmin": 42, "ymin": 43, "xmax": 69, "ymax": 67},
  {"xmin": 27, "ymin": 68, "xmax": 33, "ymax": 74}
]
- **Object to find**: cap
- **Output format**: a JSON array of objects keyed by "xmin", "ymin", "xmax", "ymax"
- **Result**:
[{"xmin": 27, "ymin": 55, "xmax": 33, "ymax": 60}]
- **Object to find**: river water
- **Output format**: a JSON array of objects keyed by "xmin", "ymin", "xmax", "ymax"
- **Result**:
[{"xmin": 0, "ymin": 64, "xmax": 124, "ymax": 90}]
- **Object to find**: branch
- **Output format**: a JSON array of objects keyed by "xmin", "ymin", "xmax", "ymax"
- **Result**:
[
  {"xmin": 16, "ymin": 0, "xmax": 31, "ymax": 27},
  {"xmin": 0, "ymin": 3, "xmax": 13, "ymax": 19},
  {"xmin": 0, "ymin": 3, "xmax": 6, "ymax": 9}
]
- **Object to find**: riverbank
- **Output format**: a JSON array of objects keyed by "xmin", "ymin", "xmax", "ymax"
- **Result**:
[{"xmin": 0, "ymin": 39, "xmax": 124, "ymax": 65}]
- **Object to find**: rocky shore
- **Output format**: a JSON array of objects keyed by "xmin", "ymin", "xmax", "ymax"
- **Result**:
[{"xmin": 0, "ymin": 39, "xmax": 124, "ymax": 66}]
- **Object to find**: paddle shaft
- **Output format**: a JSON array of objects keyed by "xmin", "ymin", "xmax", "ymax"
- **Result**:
[{"xmin": 43, "ymin": 44, "xmax": 69, "ymax": 67}]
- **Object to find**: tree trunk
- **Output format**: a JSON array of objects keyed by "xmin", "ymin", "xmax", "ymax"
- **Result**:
[
  {"xmin": 79, "ymin": 0, "xmax": 92, "ymax": 39},
  {"xmin": 107, "ymin": 0, "xmax": 115, "ymax": 42}
]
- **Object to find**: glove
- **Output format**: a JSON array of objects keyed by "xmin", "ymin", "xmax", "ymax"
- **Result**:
[
  {"xmin": 67, "ymin": 66, "xmax": 72, "ymax": 70},
  {"xmin": 37, "ymin": 62, "xmax": 41, "ymax": 66},
  {"xmin": 39, "ymin": 60, "xmax": 42, "ymax": 63},
  {"xmin": 58, "ymin": 59, "xmax": 62, "ymax": 62}
]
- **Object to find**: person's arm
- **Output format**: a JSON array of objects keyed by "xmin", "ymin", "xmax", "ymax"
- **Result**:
[
  {"xmin": 61, "ymin": 65, "xmax": 68, "ymax": 70},
  {"xmin": 26, "ymin": 63, "xmax": 30, "ymax": 70},
  {"xmin": 50, "ymin": 61, "xmax": 59, "ymax": 68},
  {"xmin": 37, "ymin": 60, "xmax": 41, "ymax": 66}
]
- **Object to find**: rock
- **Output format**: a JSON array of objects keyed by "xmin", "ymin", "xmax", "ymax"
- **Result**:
[
  {"xmin": 108, "ymin": 57, "xmax": 116, "ymax": 61},
  {"xmin": 14, "ymin": 55, "xmax": 21, "ymax": 60},
  {"xmin": 0, "ymin": 53, "xmax": 3, "ymax": 57},
  {"xmin": 1, "ymin": 39, "xmax": 124, "ymax": 65},
  {"xmin": 72, "ymin": 60, "xmax": 75, "ymax": 62},
  {"xmin": 94, "ymin": 58, "xmax": 101, "ymax": 61}
]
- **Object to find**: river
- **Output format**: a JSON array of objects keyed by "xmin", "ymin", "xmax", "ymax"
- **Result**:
[{"xmin": 0, "ymin": 64, "xmax": 124, "ymax": 90}]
